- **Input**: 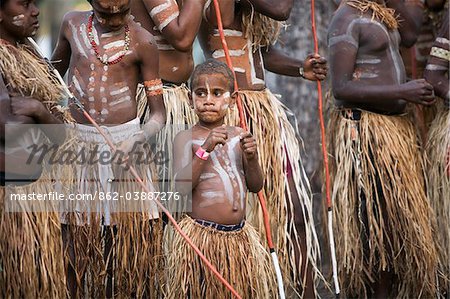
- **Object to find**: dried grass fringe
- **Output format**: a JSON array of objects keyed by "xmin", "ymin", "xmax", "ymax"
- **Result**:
[
  {"xmin": 0, "ymin": 42, "xmax": 73, "ymax": 122},
  {"xmin": 242, "ymin": 9, "xmax": 284, "ymax": 49},
  {"xmin": 61, "ymin": 137, "xmax": 163, "ymax": 298},
  {"xmin": 225, "ymin": 89, "xmax": 321, "ymax": 295},
  {"xmin": 425, "ymin": 105, "xmax": 450, "ymax": 290},
  {"xmin": 165, "ymin": 216, "xmax": 277, "ymax": 298},
  {"xmin": 328, "ymin": 109, "xmax": 439, "ymax": 298},
  {"xmin": 346, "ymin": 0, "xmax": 399, "ymax": 30},
  {"xmin": 0, "ymin": 175, "xmax": 65, "ymax": 298}
]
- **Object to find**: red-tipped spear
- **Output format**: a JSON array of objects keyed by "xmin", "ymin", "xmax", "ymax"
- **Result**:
[
  {"xmin": 308, "ymin": 1, "xmax": 341, "ymax": 296},
  {"xmin": 210, "ymin": 1, "xmax": 286, "ymax": 298}
]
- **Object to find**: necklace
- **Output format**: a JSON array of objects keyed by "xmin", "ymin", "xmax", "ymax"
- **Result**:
[{"xmin": 87, "ymin": 12, "xmax": 130, "ymax": 65}]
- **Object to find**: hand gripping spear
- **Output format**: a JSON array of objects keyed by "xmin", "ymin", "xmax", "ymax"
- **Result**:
[
  {"xmin": 308, "ymin": 1, "xmax": 341, "ymax": 297},
  {"xmin": 210, "ymin": 1, "xmax": 286, "ymax": 298},
  {"xmin": 27, "ymin": 37, "xmax": 242, "ymax": 299}
]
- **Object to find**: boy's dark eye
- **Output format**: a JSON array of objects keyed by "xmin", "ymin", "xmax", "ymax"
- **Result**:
[
  {"xmin": 214, "ymin": 90, "xmax": 223, "ymax": 97},
  {"xmin": 195, "ymin": 90, "xmax": 206, "ymax": 97}
]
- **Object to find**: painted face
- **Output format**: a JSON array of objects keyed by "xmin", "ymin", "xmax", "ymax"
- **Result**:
[
  {"xmin": 192, "ymin": 74, "xmax": 234, "ymax": 125},
  {"xmin": 0, "ymin": 0, "xmax": 40, "ymax": 40},
  {"xmin": 92, "ymin": 0, "xmax": 131, "ymax": 32}
]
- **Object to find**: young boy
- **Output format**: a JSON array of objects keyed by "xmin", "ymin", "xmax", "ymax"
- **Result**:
[
  {"xmin": 328, "ymin": 0, "xmax": 439, "ymax": 297},
  {"xmin": 199, "ymin": 1, "xmax": 327, "ymax": 296},
  {"xmin": 51, "ymin": 0, "xmax": 166, "ymax": 297},
  {"xmin": 168, "ymin": 59, "xmax": 277, "ymax": 298},
  {"xmin": 0, "ymin": 0, "xmax": 69, "ymax": 297},
  {"xmin": 424, "ymin": 10, "xmax": 449, "ymax": 294}
]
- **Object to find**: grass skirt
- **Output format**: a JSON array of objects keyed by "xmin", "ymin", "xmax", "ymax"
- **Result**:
[
  {"xmin": 0, "ymin": 174, "xmax": 65, "ymax": 298},
  {"xmin": 165, "ymin": 216, "xmax": 277, "ymax": 298},
  {"xmin": 328, "ymin": 109, "xmax": 439, "ymax": 297},
  {"xmin": 426, "ymin": 105, "xmax": 450, "ymax": 288},
  {"xmin": 225, "ymin": 89, "xmax": 319, "ymax": 292},
  {"xmin": 59, "ymin": 119, "xmax": 162, "ymax": 297}
]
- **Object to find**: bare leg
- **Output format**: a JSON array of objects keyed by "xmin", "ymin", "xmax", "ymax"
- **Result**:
[
  {"xmin": 103, "ymin": 225, "xmax": 116, "ymax": 299},
  {"xmin": 62, "ymin": 224, "xmax": 81, "ymax": 298},
  {"xmin": 371, "ymin": 271, "xmax": 392, "ymax": 299},
  {"xmin": 289, "ymin": 176, "xmax": 315, "ymax": 298}
]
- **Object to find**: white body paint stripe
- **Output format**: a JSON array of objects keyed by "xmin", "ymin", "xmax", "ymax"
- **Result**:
[
  {"xmin": 213, "ymin": 29, "xmax": 243, "ymax": 37},
  {"xmin": 103, "ymin": 40, "xmax": 125, "ymax": 50},
  {"xmin": 70, "ymin": 20, "xmax": 88, "ymax": 58},
  {"xmin": 150, "ymin": 0, "xmax": 172, "ymax": 17},
  {"xmin": 212, "ymin": 49, "xmax": 245, "ymax": 58},
  {"xmin": 110, "ymin": 86, "xmax": 130, "ymax": 96},
  {"xmin": 158, "ymin": 12, "xmax": 179, "ymax": 31}
]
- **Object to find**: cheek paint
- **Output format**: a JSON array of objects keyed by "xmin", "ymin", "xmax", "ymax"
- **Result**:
[{"xmin": 12, "ymin": 14, "xmax": 25, "ymax": 27}]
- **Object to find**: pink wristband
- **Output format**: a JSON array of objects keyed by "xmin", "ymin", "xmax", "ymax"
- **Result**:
[{"xmin": 195, "ymin": 147, "xmax": 210, "ymax": 160}]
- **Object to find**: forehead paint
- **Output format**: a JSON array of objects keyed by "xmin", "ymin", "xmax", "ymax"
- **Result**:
[
  {"xmin": 12, "ymin": 15, "xmax": 25, "ymax": 27},
  {"xmin": 172, "ymin": 66, "xmax": 179, "ymax": 72}
]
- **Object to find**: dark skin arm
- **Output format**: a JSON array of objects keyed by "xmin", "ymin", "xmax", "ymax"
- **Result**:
[
  {"xmin": 330, "ymin": 35, "xmax": 434, "ymax": 106},
  {"xmin": 262, "ymin": 46, "xmax": 328, "ymax": 81},
  {"xmin": 239, "ymin": 0, "xmax": 293, "ymax": 21},
  {"xmin": 240, "ymin": 131, "xmax": 263, "ymax": 193},
  {"xmin": 173, "ymin": 130, "xmax": 209, "ymax": 195},
  {"xmin": 115, "ymin": 32, "xmax": 166, "ymax": 159},
  {"xmin": 51, "ymin": 12, "xmax": 72, "ymax": 77},
  {"xmin": 424, "ymin": 12, "xmax": 449, "ymax": 105},
  {"xmin": 143, "ymin": 0, "xmax": 205, "ymax": 52},
  {"xmin": 0, "ymin": 75, "xmax": 37, "ymax": 143},
  {"xmin": 386, "ymin": 0, "xmax": 422, "ymax": 47}
]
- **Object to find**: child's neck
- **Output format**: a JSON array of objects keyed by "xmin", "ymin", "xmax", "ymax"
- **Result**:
[{"xmin": 196, "ymin": 120, "xmax": 225, "ymax": 130}]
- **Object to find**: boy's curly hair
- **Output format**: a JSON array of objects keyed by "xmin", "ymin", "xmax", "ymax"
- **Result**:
[{"xmin": 190, "ymin": 59, "xmax": 235, "ymax": 93}]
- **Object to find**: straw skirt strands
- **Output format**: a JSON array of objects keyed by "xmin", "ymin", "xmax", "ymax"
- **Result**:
[
  {"xmin": 426, "ymin": 105, "xmax": 450, "ymax": 284},
  {"xmin": 328, "ymin": 109, "xmax": 439, "ymax": 298},
  {"xmin": 165, "ymin": 216, "xmax": 278, "ymax": 298},
  {"xmin": 59, "ymin": 118, "xmax": 162, "ymax": 298},
  {"xmin": 0, "ymin": 176, "xmax": 65, "ymax": 298},
  {"xmin": 224, "ymin": 89, "xmax": 320, "ymax": 293}
]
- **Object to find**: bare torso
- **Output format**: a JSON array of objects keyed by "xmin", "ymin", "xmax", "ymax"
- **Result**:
[
  {"xmin": 65, "ymin": 11, "xmax": 145, "ymax": 124},
  {"xmin": 188, "ymin": 126, "xmax": 247, "ymax": 224},
  {"xmin": 329, "ymin": 6, "xmax": 408, "ymax": 113},
  {"xmin": 130, "ymin": 0, "xmax": 194, "ymax": 83},
  {"xmin": 198, "ymin": 10, "xmax": 266, "ymax": 91}
]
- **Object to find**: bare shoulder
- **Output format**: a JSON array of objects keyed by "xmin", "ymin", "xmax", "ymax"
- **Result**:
[
  {"xmin": 129, "ymin": 20, "xmax": 157, "ymax": 46},
  {"xmin": 62, "ymin": 10, "xmax": 91, "ymax": 25},
  {"xmin": 329, "ymin": 5, "xmax": 361, "ymax": 35},
  {"xmin": 174, "ymin": 128, "xmax": 194, "ymax": 145}
]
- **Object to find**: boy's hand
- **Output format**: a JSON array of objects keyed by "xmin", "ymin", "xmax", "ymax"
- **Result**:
[
  {"xmin": 302, "ymin": 53, "xmax": 328, "ymax": 81},
  {"xmin": 401, "ymin": 79, "xmax": 435, "ymax": 106},
  {"xmin": 202, "ymin": 126, "xmax": 228, "ymax": 152},
  {"xmin": 240, "ymin": 131, "xmax": 258, "ymax": 160}
]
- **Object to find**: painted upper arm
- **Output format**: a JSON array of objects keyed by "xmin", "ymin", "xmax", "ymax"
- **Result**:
[
  {"xmin": 143, "ymin": 0, "xmax": 180, "ymax": 32},
  {"xmin": 328, "ymin": 13, "xmax": 360, "ymax": 95}
]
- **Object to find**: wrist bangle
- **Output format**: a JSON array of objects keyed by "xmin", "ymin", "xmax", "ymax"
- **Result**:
[
  {"xmin": 195, "ymin": 147, "xmax": 210, "ymax": 160},
  {"xmin": 299, "ymin": 66, "xmax": 305, "ymax": 78}
]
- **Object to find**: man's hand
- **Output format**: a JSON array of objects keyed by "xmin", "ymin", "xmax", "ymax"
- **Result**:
[
  {"xmin": 302, "ymin": 53, "xmax": 328, "ymax": 81},
  {"xmin": 240, "ymin": 131, "xmax": 258, "ymax": 160},
  {"xmin": 201, "ymin": 126, "xmax": 228, "ymax": 152},
  {"xmin": 401, "ymin": 79, "xmax": 436, "ymax": 106},
  {"xmin": 10, "ymin": 96, "xmax": 47, "ymax": 120},
  {"xmin": 113, "ymin": 131, "xmax": 146, "ymax": 167}
]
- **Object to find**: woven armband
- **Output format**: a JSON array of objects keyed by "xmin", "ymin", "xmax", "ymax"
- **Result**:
[{"xmin": 144, "ymin": 79, "xmax": 163, "ymax": 97}]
